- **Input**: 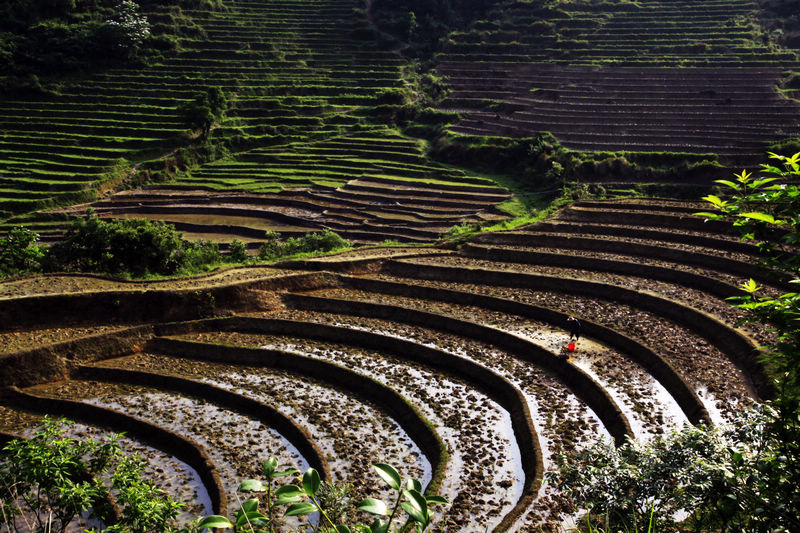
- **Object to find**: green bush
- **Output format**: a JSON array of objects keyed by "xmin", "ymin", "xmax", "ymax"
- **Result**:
[
  {"xmin": 0, "ymin": 417, "xmax": 184, "ymax": 533},
  {"xmin": 181, "ymin": 239, "xmax": 222, "ymax": 271},
  {"xmin": 257, "ymin": 230, "xmax": 350, "ymax": 261},
  {"xmin": 0, "ymin": 226, "xmax": 46, "ymax": 277},
  {"xmin": 227, "ymin": 238, "xmax": 249, "ymax": 263},
  {"xmin": 1, "ymin": 220, "xmax": 353, "ymax": 278},
  {"xmin": 257, "ymin": 231, "xmax": 283, "ymax": 261},
  {"xmin": 45, "ymin": 212, "xmax": 186, "ymax": 276}
]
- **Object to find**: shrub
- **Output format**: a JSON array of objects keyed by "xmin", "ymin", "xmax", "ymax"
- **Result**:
[
  {"xmin": 0, "ymin": 226, "xmax": 45, "ymax": 277},
  {"xmin": 257, "ymin": 230, "xmax": 350, "ymax": 261},
  {"xmin": 181, "ymin": 239, "xmax": 222, "ymax": 271},
  {"xmin": 297, "ymin": 229, "xmax": 350, "ymax": 253},
  {"xmin": 257, "ymin": 231, "xmax": 282, "ymax": 261},
  {"xmin": 227, "ymin": 238, "xmax": 249, "ymax": 263},
  {"xmin": 45, "ymin": 212, "xmax": 186, "ymax": 276},
  {"xmin": 0, "ymin": 417, "xmax": 184, "ymax": 533},
  {"xmin": 375, "ymin": 88, "xmax": 410, "ymax": 106},
  {"xmin": 439, "ymin": 222, "xmax": 480, "ymax": 243}
]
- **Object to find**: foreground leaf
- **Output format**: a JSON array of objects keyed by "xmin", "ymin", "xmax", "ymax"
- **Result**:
[
  {"xmin": 400, "ymin": 501, "xmax": 427, "ymax": 525},
  {"xmin": 285, "ymin": 502, "xmax": 317, "ymax": 516},
  {"xmin": 238, "ymin": 479, "xmax": 266, "ymax": 492},
  {"xmin": 373, "ymin": 463, "xmax": 401, "ymax": 490},
  {"xmin": 302, "ymin": 468, "xmax": 320, "ymax": 496},
  {"xmin": 196, "ymin": 515, "xmax": 233, "ymax": 529},
  {"xmin": 425, "ymin": 495, "xmax": 449, "ymax": 506},
  {"xmin": 357, "ymin": 497, "xmax": 388, "ymax": 516}
]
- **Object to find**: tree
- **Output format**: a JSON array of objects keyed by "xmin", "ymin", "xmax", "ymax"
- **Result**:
[
  {"xmin": 178, "ymin": 87, "xmax": 228, "ymax": 139},
  {"xmin": 104, "ymin": 1, "xmax": 150, "ymax": 55},
  {"xmin": 0, "ymin": 226, "xmax": 45, "ymax": 277}
]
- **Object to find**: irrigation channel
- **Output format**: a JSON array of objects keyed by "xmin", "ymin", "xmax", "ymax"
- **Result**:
[{"xmin": 0, "ymin": 199, "xmax": 779, "ymax": 531}]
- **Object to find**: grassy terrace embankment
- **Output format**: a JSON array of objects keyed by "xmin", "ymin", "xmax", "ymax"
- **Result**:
[
  {"xmin": 435, "ymin": 0, "xmax": 800, "ymax": 166},
  {"xmin": 77, "ymin": 131, "xmax": 511, "ymax": 244}
]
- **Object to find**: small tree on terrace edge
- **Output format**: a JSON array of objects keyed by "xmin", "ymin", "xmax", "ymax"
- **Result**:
[{"xmin": 178, "ymin": 86, "xmax": 228, "ymax": 139}]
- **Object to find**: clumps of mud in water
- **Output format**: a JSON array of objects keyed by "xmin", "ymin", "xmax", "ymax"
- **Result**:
[
  {"xmin": 28, "ymin": 379, "xmax": 301, "ymax": 507},
  {"xmin": 179, "ymin": 329, "xmax": 517, "ymax": 532},
  {"xmin": 302, "ymin": 287, "xmax": 688, "ymax": 438},
  {"xmin": 376, "ymin": 263, "xmax": 754, "ymax": 418},
  {"xmin": 94, "ymin": 353, "xmax": 426, "ymax": 506}
]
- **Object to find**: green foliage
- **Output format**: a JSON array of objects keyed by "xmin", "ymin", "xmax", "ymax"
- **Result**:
[
  {"xmin": 206, "ymin": 460, "xmax": 447, "ymax": 533},
  {"xmin": 179, "ymin": 87, "xmax": 229, "ymax": 139},
  {"xmin": 439, "ymin": 222, "xmax": 480, "ymax": 243},
  {"xmin": 1, "ymin": 223, "xmax": 351, "ymax": 278},
  {"xmin": 227, "ymin": 238, "xmax": 249, "ymax": 263},
  {"xmin": 316, "ymin": 481, "xmax": 353, "ymax": 526},
  {"xmin": 698, "ymin": 153, "xmax": 800, "ymax": 386},
  {"xmin": 0, "ymin": 0, "xmax": 155, "ymax": 90},
  {"xmin": 104, "ymin": 1, "xmax": 151, "ymax": 53},
  {"xmin": 757, "ymin": 0, "xmax": 800, "ymax": 50},
  {"xmin": 551, "ymin": 153, "xmax": 800, "ymax": 533},
  {"xmin": 371, "ymin": 0, "xmax": 503, "ymax": 62},
  {"xmin": 564, "ymin": 182, "xmax": 608, "ymax": 201},
  {"xmin": 45, "ymin": 211, "xmax": 186, "ymax": 276},
  {"xmin": 557, "ymin": 152, "xmax": 800, "ymax": 533},
  {"xmin": 431, "ymin": 132, "xmax": 574, "ymax": 189},
  {"xmin": 697, "ymin": 153, "xmax": 800, "ymax": 532},
  {"xmin": 0, "ymin": 417, "xmax": 185, "ymax": 533},
  {"xmin": 0, "ymin": 226, "xmax": 46, "ymax": 277},
  {"xmin": 549, "ymin": 406, "xmax": 800, "ymax": 532},
  {"xmin": 257, "ymin": 230, "xmax": 351, "ymax": 262},
  {"xmin": 180, "ymin": 239, "xmax": 222, "ymax": 272}
]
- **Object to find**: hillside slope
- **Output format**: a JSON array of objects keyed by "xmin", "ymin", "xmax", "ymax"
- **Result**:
[
  {"xmin": 0, "ymin": 0, "xmax": 510, "ymax": 240},
  {"xmin": 435, "ymin": 0, "xmax": 800, "ymax": 167}
]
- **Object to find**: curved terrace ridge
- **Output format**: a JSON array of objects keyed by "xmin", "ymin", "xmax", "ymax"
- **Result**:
[
  {"xmin": 281, "ymin": 292, "xmax": 634, "ymax": 446},
  {"xmin": 383, "ymin": 258, "xmax": 770, "ymax": 398},
  {"xmin": 187, "ymin": 315, "xmax": 547, "ymax": 531},
  {"xmin": 335, "ymin": 275, "xmax": 711, "ymax": 425},
  {"xmin": 460, "ymin": 243, "xmax": 749, "ymax": 300},
  {"xmin": 144, "ymin": 334, "xmax": 449, "ymax": 496},
  {"xmin": 71, "ymin": 364, "xmax": 331, "ymax": 481}
]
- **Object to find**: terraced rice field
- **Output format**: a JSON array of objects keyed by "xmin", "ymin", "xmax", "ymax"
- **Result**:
[
  {"xmin": 0, "ymin": 199, "xmax": 777, "ymax": 530},
  {"xmin": 0, "ymin": 0, "xmax": 513, "ymax": 242},
  {"xmin": 68, "ymin": 131, "xmax": 512, "ymax": 245},
  {"xmin": 436, "ymin": 0, "xmax": 800, "ymax": 165}
]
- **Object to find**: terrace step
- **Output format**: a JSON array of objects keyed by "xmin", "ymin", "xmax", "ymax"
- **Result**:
[{"xmin": 382, "ymin": 257, "xmax": 770, "ymax": 398}]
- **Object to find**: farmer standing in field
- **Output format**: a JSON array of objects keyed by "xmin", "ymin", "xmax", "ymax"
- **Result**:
[{"xmin": 567, "ymin": 315, "xmax": 581, "ymax": 343}]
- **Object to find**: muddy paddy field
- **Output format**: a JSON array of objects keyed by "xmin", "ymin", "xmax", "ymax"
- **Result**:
[{"xmin": 0, "ymin": 200, "xmax": 776, "ymax": 531}]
